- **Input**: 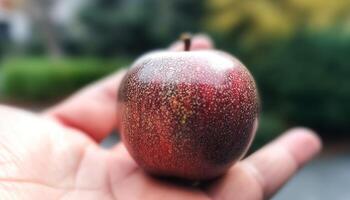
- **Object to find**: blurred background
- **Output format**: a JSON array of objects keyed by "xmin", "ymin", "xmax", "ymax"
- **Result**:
[{"xmin": 0, "ymin": 0, "xmax": 349, "ymax": 199}]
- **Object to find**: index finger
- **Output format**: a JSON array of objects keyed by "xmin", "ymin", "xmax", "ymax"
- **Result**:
[
  {"xmin": 44, "ymin": 70, "xmax": 127, "ymax": 141},
  {"xmin": 44, "ymin": 35, "xmax": 214, "ymax": 142}
]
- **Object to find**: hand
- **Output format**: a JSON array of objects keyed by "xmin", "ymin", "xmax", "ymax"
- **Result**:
[{"xmin": 0, "ymin": 36, "xmax": 321, "ymax": 200}]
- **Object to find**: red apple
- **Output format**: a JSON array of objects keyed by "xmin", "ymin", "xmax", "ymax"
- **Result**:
[{"xmin": 118, "ymin": 37, "xmax": 259, "ymax": 180}]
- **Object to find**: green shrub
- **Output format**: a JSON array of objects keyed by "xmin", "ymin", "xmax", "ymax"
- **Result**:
[
  {"xmin": 250, "ymin": 113, "xmax": 287, "ymax": 151},
  {"xmin": 0, "ymin": 57, "xmax": 131, "ymax": 102},
  {"xmin": 240, "ymin": 31, "xmax": 350, "ymax": 136}
]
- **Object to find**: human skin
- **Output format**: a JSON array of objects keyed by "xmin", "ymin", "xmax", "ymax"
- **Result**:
[{"xmin": 0, "ymin": 35, "xmax": 322, "ymax": 200}]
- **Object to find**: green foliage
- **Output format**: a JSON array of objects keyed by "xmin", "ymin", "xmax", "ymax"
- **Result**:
[
  {"xmin": 0, "ymin": 57, "xmax": 130, "ymax": 102},
  {"xmin": 205, "ymin": 0, "xmax": 350, "ymax": 46},
  {"xmin": 79, "ymin": 0, "xmax": 205, "ymax": 56},
  {"xmin": 241, "ymin": 30, "xmax": 350, "ymax": 135},
  {"xmin": 251, "ymin": 113, "xmax": 287, "ymax": 151}
]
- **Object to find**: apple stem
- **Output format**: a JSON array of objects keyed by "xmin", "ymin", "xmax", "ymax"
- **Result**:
[{"xmin": 181, "ymin": 33, "xmax": 192, "ymax": 51}]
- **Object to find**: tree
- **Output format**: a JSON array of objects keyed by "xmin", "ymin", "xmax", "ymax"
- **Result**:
[
  {"xmin": 78, "ymin": 0, "xmax": 205, "ymax": 56},
  {"xmin": 205, "ymin": 0, "xmax": 350, "ymax": 48}
]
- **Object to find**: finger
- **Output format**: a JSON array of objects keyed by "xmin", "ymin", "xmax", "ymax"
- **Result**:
[
  {"xmin": 44, "ymin": 69, "xmax": 127, "ymax": 142},
  {"xmin": 169, "ymin": 34, "xmax": 214, "ymax": 51},
  {"xmin": 109, "ymin": 143, "xmax": 211, "ymax": 200},
  {"xmin": 44, "ymin": 35, "xmax": 214, "ymax": 142},
  {"xmin": 209, "ymin": 127, "xmax": 322, "ymax": 200},
  {"xmin": 244, "ymin": 128, "xmax": 322, "ymax": 198}
]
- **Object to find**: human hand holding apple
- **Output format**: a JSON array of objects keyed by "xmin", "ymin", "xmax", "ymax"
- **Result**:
[{"xmin": 0, "ymin": 34, "xmax": 321, "ymax": 200}]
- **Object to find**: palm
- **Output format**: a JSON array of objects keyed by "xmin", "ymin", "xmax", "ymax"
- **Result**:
[
  {"xmin": 0, "ymin": 108, "xmax": 184, "ymax": 199},
  {"xmin": 0, "ymin": 36, "xmax": 321, "ymax": 200},
  {"xmin": 0, "ymin": 108, "xmax": 234, "ymax": 199}
]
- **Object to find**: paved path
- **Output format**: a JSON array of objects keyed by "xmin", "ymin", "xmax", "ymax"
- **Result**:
[{"xmin": 273, "ymin": 154, "xmax": 350, "ymax": 200}]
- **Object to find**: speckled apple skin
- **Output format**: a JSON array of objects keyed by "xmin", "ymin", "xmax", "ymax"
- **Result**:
[{"xmin": 118, "ymin": 50, "xmax": 260, "ymax": 180}]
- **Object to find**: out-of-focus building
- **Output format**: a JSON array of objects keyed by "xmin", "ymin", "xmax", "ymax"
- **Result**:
[
  {"xmin": 0, "ymin": 0, "xmax": 84, "ymax": 45},
  {"xmin": 0, "ymin": 0, "xmax": 29, "ymax": 44},
  {"xmin": 52, "ymin": 0, "xmax": 85, "ymax": 26}
]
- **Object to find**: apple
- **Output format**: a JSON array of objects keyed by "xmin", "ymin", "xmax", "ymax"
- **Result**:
[{"xmin": 118, "ymin": 35, "xmax": 259, "ymax": 180}]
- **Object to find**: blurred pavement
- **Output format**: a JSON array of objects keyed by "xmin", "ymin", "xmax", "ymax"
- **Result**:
[{"xmin": 273, "ymin": 155, "xmax": 350, "ymax": 200}]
